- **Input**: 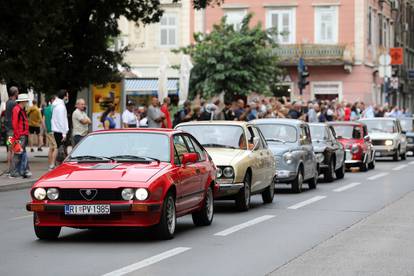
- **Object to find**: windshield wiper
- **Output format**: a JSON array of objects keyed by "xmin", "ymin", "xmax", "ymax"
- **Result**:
[
  {"xmin": 266, "ymin": 138, "xmax": 286, "ymax": 143},
  {"xmin": 201, "ymin": 143, "xmax": 237, "ymax": 149},
  {"xmin": 110, "ymin": 155, "xmax": 160, "ymax": 163},
  {"xmin": 69, "ymin": 155, "xmax": 114, "ymax": 162}
]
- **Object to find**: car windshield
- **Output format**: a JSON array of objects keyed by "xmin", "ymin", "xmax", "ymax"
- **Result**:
[
  {"xmin": 332, "ymin": 125, "xmax": 363, "ymax": 139},
  {"xmin": 255, "ymin": 124, "xmax": 297, "ymax": 143},
  {"xmin": 400, "ymin": 119, "xmax": 414, "ymax": 132},
  {"xmin": 177, "ymin": 125, "xmax": 246, "ymax": 150},
  {"xmin": 363, "ymin": 120, "xmax": 397, "ymax": 134},
  {"xmin": 309, "ymin": 125, "xmax": 329, "ymax": 141},
  {"xmin": 70, "ymin": 132, "xmax": 170, "ymax": 162}
]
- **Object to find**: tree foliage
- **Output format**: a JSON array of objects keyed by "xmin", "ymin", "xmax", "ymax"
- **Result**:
[
  {"xmin": 176, "ymin": 14, "xmax": 283, "ymax": 101},
  {"xmin": 0, "ymin": 0, "xmax": 222, "ymax": 99}
]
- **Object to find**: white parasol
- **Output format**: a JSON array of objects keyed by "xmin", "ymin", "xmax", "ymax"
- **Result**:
[
  {"xmin": 158, "ymin": 52, "xmax": 170, "ymax": 102},
  {"xmin": 178, "ymin": 54, "xmax": 194, "ymax": 105},
  {"xmin": 0, "ymin": 82, "xmax": 8, "ymax": 112}
]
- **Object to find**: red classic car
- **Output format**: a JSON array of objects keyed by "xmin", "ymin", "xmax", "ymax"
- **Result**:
[
  {"xmin": 26, "ymin": 129, "xmax": 216, "ymax": 240},
  {"xmin": 329, "ymin": 122, "xmax": 375, "ymax": 171}
]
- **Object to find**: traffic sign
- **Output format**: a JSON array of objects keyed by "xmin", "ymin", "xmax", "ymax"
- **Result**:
[
  {"xmin": 407, "ymin": 69, "xmax": 414, "ymax": 80},
  {"xmin": 390, "ymin": 48, "xmax": 404, "ymax": 65}
]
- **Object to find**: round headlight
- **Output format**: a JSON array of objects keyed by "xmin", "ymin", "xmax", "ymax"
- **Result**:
[
  {"xmin": 316, "ymin": 153, "xmax": 325, "ymax": 163},
  {"xmin": 223, "ymin": 167, "xmax": 234, "ymax": 178},
  {"xmin": 283, "ymin": 152, "xmax": 293, "ymax": 164},
  {"xmin": 135, "ymin": 188, "xmax": 149, "ymax": 201},
  {"xmin": 121, "ymin": 188, "xmax": 135, "ymax": 200},
  {"xmin": 216, "ymin": 167, "xmax": 223, "ymax": 178},
  {"xmin": 34, "ymin": 188, "xmax": 46, "ymax": 200},
  {"xmin": 351, "ymin": 144, "xmax": 360, "ymax": 154},
  {"xmin": 46, "ymin": 188, "xmax": 59, "ymax": 200},
  {"xmin": 385, "ymin": 140, "xmax": 393, "ymax": 146}
]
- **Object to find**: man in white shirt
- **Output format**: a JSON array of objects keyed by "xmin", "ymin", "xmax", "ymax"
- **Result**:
[
  {"xmin": 72, "ymin": 98, "xmax": 91, "ymax": 146},
  {"xmin": 51, "ymin": 89, "xmax": 69, "ymax": 149},
  {"xmin": 122, "ymin": 100, "xmax": 138, "ymax": 128}
]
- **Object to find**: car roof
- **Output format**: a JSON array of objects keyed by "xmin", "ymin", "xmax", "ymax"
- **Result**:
[
  {"xmin": 359, "ymin": 117, "xmax": 398, "ymax": 121},
  {"xmin": 251, "ymin": 118, "xmax": 305, "ymax": 126},
  {"xmin": 328, "ymin": 121, "xmax": 365, "ymax": 126},
  {"xmin": 92, "ymin": 128, "xmax": 182, "ymax": 136},
  {"xmin": 176, "ymin": 120, "xmax": 249, "ymax": 127},
  {"xmin": 309, "ymin": 123, "xmax": 328, "ymax": 127}
]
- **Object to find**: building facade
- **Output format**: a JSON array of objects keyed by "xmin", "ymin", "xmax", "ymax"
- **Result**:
[{"xmin": 203, "ymin": 0, "xmax": 408, "ymax": 106}]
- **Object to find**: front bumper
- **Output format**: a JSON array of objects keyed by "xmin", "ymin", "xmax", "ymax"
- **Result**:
[
  {"xmin": 27, "ymin": 201, "xmax": 162, "ymax": 227},
  {"xmin": 275, "ymin": 170, "xmax": 296, "ymax": 183},
  {"xmin": 373, "ymin": 145, "xmax": 396, "ymax": 157},
  {"xmin": 215, "ymin": 182, "xmax": 244, "ymax": 197}
]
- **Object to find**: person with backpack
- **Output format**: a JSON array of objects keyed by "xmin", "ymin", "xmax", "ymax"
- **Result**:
[
  {"xmin": 173, "ymin": 100, "xmax": 192, "ymax": 127},
  {"xmin": 9, "ymin": 93, "xmax": 32, "ymax": 178}
]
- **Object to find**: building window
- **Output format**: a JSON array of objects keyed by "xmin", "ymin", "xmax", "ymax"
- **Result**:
[
  {"xmin": 368, "ymin": 7, "xmax": 372, "ymax": 45},
  {"xmin": 315, "ymin": 6, "xmax": 338, "ymax": 44},
  {"xmin": 266, "ymin": 8, "xmax": 296, "ymax": 44},
  {"xmin": 224, "ymin": 9, "xmax": 246, "ymax": 31},
  {"xmin": 160, "ymin": 14, "xmax": 178, "ymax": 47}
]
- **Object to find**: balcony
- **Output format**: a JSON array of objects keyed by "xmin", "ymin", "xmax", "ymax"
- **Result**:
[{"xmin": 273, "ymin": 44, "xmax": 354, "ymax": 66}]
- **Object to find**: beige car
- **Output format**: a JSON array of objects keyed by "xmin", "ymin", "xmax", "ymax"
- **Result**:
[{"xmin": 176, "ymin": 121, "xmax": 276, "ymax": 211}]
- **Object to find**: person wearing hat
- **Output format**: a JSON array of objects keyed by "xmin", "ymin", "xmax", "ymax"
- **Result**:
[
  {"xmin": 10, "ymin": 93, "xmax": 32, "ymax": 178},
  {"xmin": 122, "ymin": 100, "xmax": 138, "ymax": 128}
]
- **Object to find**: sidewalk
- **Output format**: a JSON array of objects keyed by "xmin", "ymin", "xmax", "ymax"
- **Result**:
[
  {"xmin": 0, "ymin": 146, "xmax": 49, "ymax": 192},
  {"xmin": 270, "ymin": 191, "xmax": 414, "ymax": 276}
]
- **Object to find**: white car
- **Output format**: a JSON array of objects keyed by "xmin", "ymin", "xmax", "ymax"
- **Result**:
[{"xmin": 359, "ymin": 118, "xmax": 407, "ymax": 161}]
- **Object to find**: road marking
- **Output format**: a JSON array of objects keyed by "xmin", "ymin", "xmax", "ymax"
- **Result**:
[
  {"xmin": 102, "ymin": 247, "xmax": 191, "ymax": 276},
  {"xmin": 393, "ymin": 164, "xmax": 408, "ymax": 171},
  {"xmin": 214, "ymin": 215, "xmax": 275, "ymax": 236},
  {"xmin": 9, "ymin": 214, "xmax": 32, "ymax": 221},
  {"xmin": 367, "ymin": 172, "xmax": 389, "ymax": 180},
  {"xmin": 333, "ymin": 182, "xmax": 361, "ymax": 192},
  {"xmin": 409, "ymin": 161, "xmax": 414, "ymax": 165},
  {"xmin": 287, "ymin": 196, "xmax": 327, "ymax": 210}
]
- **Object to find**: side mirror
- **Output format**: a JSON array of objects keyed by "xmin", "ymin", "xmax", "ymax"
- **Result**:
[
  {"xmin": 182, "ymin": 153, "xmax": 198, "ymax": 166},
  {"xmin": 364, "ymin": 135, "xmax": 370, "ymax": 142}
]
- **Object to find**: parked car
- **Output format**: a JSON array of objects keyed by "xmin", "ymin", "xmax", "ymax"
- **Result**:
[
  {"xmin": 252, "ymin": 119, "xmax": 318, "ymax": 193},
  {"xmin": 329, "ymin": 121, "xmax": 375, "ymax": 171},
  {"xmin": 399, "ymin": 117, "xmax": 414, "ymax": 156},
  {"xmin": 176, "ymin": 121, "xmax": 276, "ymax": 211},
  {"xmin": 309, "ymin": 123, "xmax": 346, "ymax": 182},
  {"xmin": 359, "ymin": 118, "xmax": 407, "ymax": 161},
  {"xmin": 26, "ymin": 129, "xmax": 217, "ymax": 240}
]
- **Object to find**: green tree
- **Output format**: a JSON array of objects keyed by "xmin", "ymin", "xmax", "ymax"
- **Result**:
[
  {"xmin": 0, "ymin": 0, "xmax": 223, "ymax": 108},
  {"xmin": 176, "ymin": 13, "xmax": 283, "ymax": 101}
]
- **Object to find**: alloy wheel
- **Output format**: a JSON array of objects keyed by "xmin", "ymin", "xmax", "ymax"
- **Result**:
[
  {"xmin": 166, "ymin": 197, "xmax": 176, "ymax": 235},
  {"xmin": 206, "ymin": 188, "xmax": 214, "ymax": 221}
]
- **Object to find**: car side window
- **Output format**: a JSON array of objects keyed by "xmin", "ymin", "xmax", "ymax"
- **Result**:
[
  {"xmin": 190, "ymin": 137, "xmax": 206, "ymax": 161},
  {"xmin": 329, "ymin": 127, "xmax": 337, "ymax": 141},
  {"xmin": 256, "ymin": 128, "xmax": 268, "ymax": 149},
  {"xmin": 246, "ymin": 127, "xmax": 253, "ymax": 144},
  {"xmin": 300, "ymin": 126, "xmax": 310, "ymax": 145},
  {"xmin": 251, "ymin": 127, "xmax": 264, "ymax": 150},
  {"xmin": 183, "ymin": 135, "xmax": 206, "ymax": 162},
  {"xmin": 173, "ymin": 135, "xmax": 189, "ymax": 164}
]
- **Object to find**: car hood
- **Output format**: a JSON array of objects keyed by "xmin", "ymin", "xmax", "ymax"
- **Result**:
[
  {"xmin": 338, "ymin": 138, "xmax": 363, "ymax": 146},
  {"xmin": 37, "ymin": 162, "xmax": 169, "ymax": 186},
  {"xmin": 369, "ymin": 132, "xmax": 398, "ymax": 140},
  {"xmin": 405, "ymin": 131, "xmax": 414, "ymax": 137},
  {"xmin": 205, "ymin": 148, "xmax": 246, "ymax": 166},
  {"xmin": 267, "ymin": 143, "xmax": 298, "ymax": 156}
]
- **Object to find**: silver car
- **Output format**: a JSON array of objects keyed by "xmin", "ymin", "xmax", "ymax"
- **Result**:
[
  {"xmin": 360, "ymin": 118, "xmax": 407, "ymax": 161},
  {"xmin": 252, "ymin": 119, "xmax": 319, "ymax": 193}
]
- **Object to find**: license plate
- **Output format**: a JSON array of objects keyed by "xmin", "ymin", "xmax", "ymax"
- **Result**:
[
  {"xmin": 375, "ymin": 152, "xmax": 381, "ymax": 157},
  {"xmin": 64, "ymin": 205, "xmax": 110, "ymax": 215}
]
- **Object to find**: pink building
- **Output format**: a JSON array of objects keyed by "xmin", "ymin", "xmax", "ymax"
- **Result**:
[{"xmin": 201, "ymin": 0, "xmax": 399, "ymax": 105}]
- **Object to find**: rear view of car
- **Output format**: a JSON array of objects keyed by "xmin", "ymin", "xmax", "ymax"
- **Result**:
[{"xmin": 399, "ymin": 117, "xmax": 414, "ymax": 156}]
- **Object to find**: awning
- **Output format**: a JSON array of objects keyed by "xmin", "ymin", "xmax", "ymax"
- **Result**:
[{"xmin": 125, "ymin": 78, "xmax": 179, "ymax": 96}]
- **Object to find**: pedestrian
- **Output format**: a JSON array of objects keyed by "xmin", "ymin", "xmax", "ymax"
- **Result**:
[
  {"xmin": 173, "ymin": 100, "xmax": 192, "ymax": 127},
  {"xmin": 147, "ymin": 97, "xmax": 165, "ymax": 128},
  {"xmin": 51, "ymin": 89, "xmax": 69, "ymax": 162},
  {"xmin": 288, "ymin": 102, "xmax": 304, "ymax": 120},
  {"xmin": 222, "ymin": 101, "xmax": 236, "ymax": 121},
  {"xmin": 43, "ymin": 95, "xmax": 57, "ymax": 171},
  {"xmin": 72, "ymin": 98, "xmax": 91, "ymax": 146},
  {"xmin": 122, "ymin": 100, "xmax": 138, "ymax": 128},
  {"xmin": 160, "ymin": 97, "xmax": 172, "ymax": 128},
  {"xmin": 138, "ymin": 106, "xmax": 148, "ymax": 127},
  {"xmin": 100, "ymin": 105, "xmax": 116, "ymax": 130},
  {"xmin": 4, "ymin": 86, "xmax": 18, "ymax": 175},
  {"xmin": 234, "ymin": 99, "xmax": 245, "ymax": 120},
  {"xmin": 10, "ymin": 93, "xmax": 32, "ymax": 178},
  {"xmin": 307, "ymin": 103, "xmax": 318, "ymax": 123},
  {"xmin": 27, "ymin": 99, "xmax": 43, "ymax": 152}
]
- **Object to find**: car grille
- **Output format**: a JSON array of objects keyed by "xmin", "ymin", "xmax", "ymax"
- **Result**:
[
  {"xmin": 407, "ymin": 137, "xmax": 414, "ymax": 144},
  {"xmin": 59, "ymin": 189, "xmax": 123, "ymax": 201},
  {"xmin": 274, "ymin": 156, "xmax": 282, "ymax": 166},
  {"xmin": 371, "ymin": 140, "xmax": 386, "ymax": 146}
]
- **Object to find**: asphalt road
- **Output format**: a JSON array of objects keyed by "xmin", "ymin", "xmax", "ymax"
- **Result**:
[{"xmin": 1, "ymin": 158, "xmax": 414, "ymax": 276}]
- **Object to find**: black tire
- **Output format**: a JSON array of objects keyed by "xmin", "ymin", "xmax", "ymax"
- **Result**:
[
  {"xmin": 401, "ymin": 151, "xmax": 407, "ymax": 160},
  {"xmin": 324, "ymin": 158, "xmax": 335, "ymax": 182},
  {"xmin": 393, "ymin": 148, "xmax": 400, "ymax": 161},
  {"xmin": 335, "ymin": 160, "xmax": 345, "ymax": 179},
  {"xmin": 155, "ymin": 193, "xmax": 176, "ymax": 240},
  {"xmin": 292, "ymin": 169, "xmax": 304, "ymax": 193},
  {"xmin": 33, "ymin": 213, "xmax": 61, "ymax": 240},
  {"xmin": 261, "ymin": 180, "xmax": 275, "ymax": 204},
  {"xmin": 360, "ymin": 159, "xmax": 368, "ymax": 172},
  {"xmin": 307, "ymin": 167, "xmax": 318, "ymax": 190},
  {"xmin": 368, "ymin": 156, "xmax": 376, "ymax": 170},
  {"xmin": 235, "ymin": 173, "xmax": 251, "ymax": 211},
  {"xmin": 192, "ymin": 187, "xmax": 214, "ymax": 226}
]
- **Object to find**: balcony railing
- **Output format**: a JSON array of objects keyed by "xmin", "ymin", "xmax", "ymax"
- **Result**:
[{"xmin": 273, "ymin": 44, "xmax": 354, "ymax": 66}]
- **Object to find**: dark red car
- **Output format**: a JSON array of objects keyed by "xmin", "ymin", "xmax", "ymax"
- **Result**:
[
  {"xmin": 329, "ymin": 122, "xmax": 375, "ymax": 171},
  {"xmin": 27, "ymin": 129, "xmax": 216, "ymax": 240}
]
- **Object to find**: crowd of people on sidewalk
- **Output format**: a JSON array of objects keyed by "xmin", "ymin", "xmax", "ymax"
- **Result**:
[{"xmin": 1, "ymin": 87, "xmax": 412, "ymax": 179}]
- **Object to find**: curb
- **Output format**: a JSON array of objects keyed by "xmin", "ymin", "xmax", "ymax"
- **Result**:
[{"xmin": 0, "ymin": 180, "xmax": 37, "ymax": 192}]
